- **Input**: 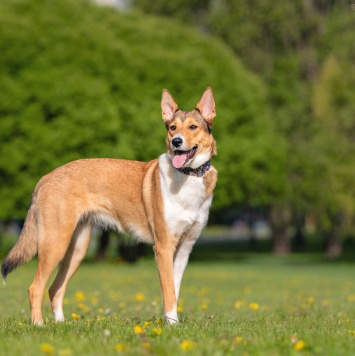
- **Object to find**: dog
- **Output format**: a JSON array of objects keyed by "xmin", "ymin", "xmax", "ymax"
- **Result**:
[{"xmin": 1, "ymin": 87, "xmax": 218, "ymax": 325}]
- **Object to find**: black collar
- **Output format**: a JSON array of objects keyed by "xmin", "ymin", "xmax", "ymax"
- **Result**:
[{"xmin": 177, "ymin": 160, "xmax": 211, "ymax": 177}]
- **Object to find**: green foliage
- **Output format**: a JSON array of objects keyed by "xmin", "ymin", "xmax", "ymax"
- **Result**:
[
  {"xmin": 312, "ymin": 56, "xmax": 355, "ymax": 226},
  {"xmin": 0, "ymin": 0, "xmax": 278, "ymax": 218},
  {"xmin": 133, "ymin": 0, "xmax": 355, "ymax": 231}
]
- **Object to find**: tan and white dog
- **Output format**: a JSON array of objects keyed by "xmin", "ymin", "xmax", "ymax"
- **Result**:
[{"xmin": 1, "ymin": 87, "xmax": 218, "ymax": 325}]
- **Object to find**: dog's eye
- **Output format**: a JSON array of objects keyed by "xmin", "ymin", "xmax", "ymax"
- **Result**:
[
  {"xmin": 170, "ymin": 125, "xmax": 176, "ymax": 131},
  {"xmin": 189, "ymin": 125, "xmax": 197, "ymax": 130}
]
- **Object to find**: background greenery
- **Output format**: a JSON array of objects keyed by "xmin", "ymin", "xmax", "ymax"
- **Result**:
[
  {"xmin": 0, "ymin": 0, "xmax": 280, "ymax": 216},
  {"xmin": 0, "ymin": 0, "xmax": 355, "ymax": 256},
  {"xmin": 1, "ymin": 3, "xmax": 355, "ymax": 352},
  {"xmin": 132, "ymin": 0, "xmax": 355, "ymax": 255}
]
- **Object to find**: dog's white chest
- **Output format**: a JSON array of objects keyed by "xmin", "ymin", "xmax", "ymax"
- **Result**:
[{"xmin": 159, "ymin": 154, "xmax": 212, "ymax": 238}]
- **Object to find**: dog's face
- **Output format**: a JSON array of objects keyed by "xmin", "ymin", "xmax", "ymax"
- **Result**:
[{"xmin": 161, "ymin": 87, "xmax": 217, "ymax": 169}]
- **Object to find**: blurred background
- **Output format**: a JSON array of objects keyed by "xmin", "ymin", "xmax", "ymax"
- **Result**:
[{"xmin": 0, "ymin": 0, "xmax": 355, "ymax": 262}]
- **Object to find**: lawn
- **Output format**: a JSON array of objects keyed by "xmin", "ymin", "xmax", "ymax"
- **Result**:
[{"xmin": 1, "ymin": 253, "xmax": 355, "ymax": 355}]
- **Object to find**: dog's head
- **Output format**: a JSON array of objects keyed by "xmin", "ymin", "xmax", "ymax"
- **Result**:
[{"xmin": 161, "ymin": 87, "xmax": 217, "ymax": 170}]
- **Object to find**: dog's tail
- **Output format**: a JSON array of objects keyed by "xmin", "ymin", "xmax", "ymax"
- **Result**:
[{"xmin": 2, "ymin": 204, "xmax": 38, "ymax": 283}]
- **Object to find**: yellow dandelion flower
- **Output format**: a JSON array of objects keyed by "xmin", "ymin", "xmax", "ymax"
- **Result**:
[
  {"xmin": 115, "ymin": 343, "xmax": 128, "ymax": 352},
  {"xmin": 307, "ymin": 296, "xmax": 315, "ymax": 304},
  {"xmin": 91, "ymin": 296, "xmax": 98, "ymax": 306},
  {"xmin": 71, "ymin": 313, "xmax": 81, "ymax": 320},
  {"xmin": 18, "ymin": 322, "xmax": 23, "ymax": 327},
  {"xmin": 78, "ymin": 304, "xmax": 90, "ymax": 312},
  {"xmin": 143, "ymin": 321, "xmax": 152, "ymax": 327},
  {"xmin": 233, "ymin": 336, "xmax": 243, "ymax": 344},
  {"xmin": 58, "ymin": 349, "xmax": 72, "ymax": 356},
  {"xmin": 180, "ymin": 340, "xmax": 196, "ymax": 351},
  {"xmin": 348, "ymin": 330, "xmax": 355, "ymax": 335},
  {"xmin": 134, "ymin": 325, "xmax": 144, "ymax": 334},
  {"xmin": 135, "ymin": 292, "xmax": 145, "ymax": 302},
  {"xmin": 347, "ymin": 295, "xmax": 355, "ymax": 302},
  {"xmin": 234, "ymin": 300, "xmax": 243, "ymax": 309},
  {"xmin": 40, "ymin": 343, "xmax": 55, "ymax": 354},
  {"xmin": 201, "ymin": 303, "xmax": 208, "ymax": 310},
  {"xmin": 157, "ymin": 318, "xmax": 163, "ymax": 324},
  {"xmin": 177, "ymin": 299, "xmax": 184, "ymax": 312},
  {"xmin": 152, "ymin": 327, "xmax": 162, "ymax": 335},
  {"xmin": 75, "ymin": 291, "xmax": 85, "ymax": 302},
  {"xmin": 198, "ymin": 287, "xmax": 209, "ymax": 296},
  {"xmin": 294, "ymin": 340, "xmax": 306, "ymax": 351},
  {"xmin": 249, "ymin": 303, "xmax": 259, "ymax": 311}
]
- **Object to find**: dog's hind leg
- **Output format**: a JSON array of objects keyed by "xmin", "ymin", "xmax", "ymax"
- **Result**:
[
  {"xmin": 48, "ymin": 222, "xmax": 92, "ymax": 322},
  {"xmin": 28, "ymin": 221, "xmax": 77, "ymax": 325}
]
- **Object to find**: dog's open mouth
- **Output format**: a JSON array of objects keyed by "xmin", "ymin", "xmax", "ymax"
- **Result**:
[{"xmin": 172, "ymin": 146, "xmax": 198, "ymax": 169}]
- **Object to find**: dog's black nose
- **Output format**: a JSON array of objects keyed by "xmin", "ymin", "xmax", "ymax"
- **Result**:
[{"xmin": 172, "ymin": 137, "xmax": 183, "ymax": 148}]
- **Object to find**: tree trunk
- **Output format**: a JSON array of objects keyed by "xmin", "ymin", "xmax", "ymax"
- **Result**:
[
  {"xmin": 269, "ymin": 204, "xmax": 292, "ymax": 255},
  {"xmin": 293, "ymin": 213, "xmax": 306, "ymax": 250},
  {"xmin": 324, "ymin": 213, "xmax": 343, "ymax": 259}
]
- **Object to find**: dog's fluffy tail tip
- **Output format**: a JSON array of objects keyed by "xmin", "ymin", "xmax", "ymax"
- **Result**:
[
  {"xmin": 1, "ymin": 261, "xmax": 13, "ymax": 286},
  {"xmin": 1, "ymin": 266, "xmax": 7, "ymax": 287}
]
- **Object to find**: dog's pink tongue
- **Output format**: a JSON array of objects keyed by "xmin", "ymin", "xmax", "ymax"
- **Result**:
[{"xmin": 172, "ymin": 153, "xmax": 188, "ymax": 168}]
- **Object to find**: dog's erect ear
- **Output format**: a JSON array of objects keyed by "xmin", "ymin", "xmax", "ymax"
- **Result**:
[
  {"xmin": 196, "ymin": 87, "xmax": 216, "ymax": 127},
  {"xmin": 161, "ymin": 89, "xmax": 178, "ymax": 123}
]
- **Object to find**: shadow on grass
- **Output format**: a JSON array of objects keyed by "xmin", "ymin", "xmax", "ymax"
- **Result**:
[
  {"xmin": 189, "ymin": 239, "xmax": 355, "ymax": 266},
  {"xmin": 2, "ymin": 233, "xmax": 355, "ymax": 267}
]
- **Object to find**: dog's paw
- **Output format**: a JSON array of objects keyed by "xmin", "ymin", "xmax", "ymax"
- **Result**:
[
  {"xmin": 166, "ymin": 317, "xmax": 179, "ymax": 325},
  {"xmin": 164, "ymin": 308, "xmax": 179, "ymax": 324}
]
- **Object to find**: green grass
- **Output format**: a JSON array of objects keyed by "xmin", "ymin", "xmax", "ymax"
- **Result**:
[{"xmin": 1, "ymin": 255, "xmax": 355, "ymax": 355}]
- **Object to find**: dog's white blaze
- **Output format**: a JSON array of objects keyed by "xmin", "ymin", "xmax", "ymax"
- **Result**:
[{"xmin": 159, "ymin": 154, "xmax": 212, "ymax": 238}]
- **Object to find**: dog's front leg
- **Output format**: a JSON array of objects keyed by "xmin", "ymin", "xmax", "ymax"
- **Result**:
[
  {"xmin": 153, "ymin": 241, "xmax": 178, "ymax": 324},
  {"xmin": 173, "ymin": 239, "xmax": 195, "ymax": 302}
]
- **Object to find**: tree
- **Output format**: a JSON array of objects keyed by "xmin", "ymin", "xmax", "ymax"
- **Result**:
[
  {"xmin": 312, "ymin": 56, "xmax": 355, "ymax": 257},
  {"xmin": 0, "ymin": 0, "xmax": 278, "ymax": 220}
]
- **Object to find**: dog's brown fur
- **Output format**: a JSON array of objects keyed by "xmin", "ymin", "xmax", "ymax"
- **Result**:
[{"xmin": 1, "ymin": 88, "xmax": 218, "ymax": 325}]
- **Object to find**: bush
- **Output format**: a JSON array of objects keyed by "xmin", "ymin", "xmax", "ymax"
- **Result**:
[{"xmin": 0, "ymin": 0, "xmax": 280, "ymax": 218}]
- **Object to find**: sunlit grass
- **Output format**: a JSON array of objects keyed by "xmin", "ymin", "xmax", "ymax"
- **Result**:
[{"xmin": 1, "ymin": 255, "xmax": 355, "ymax": 355}]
